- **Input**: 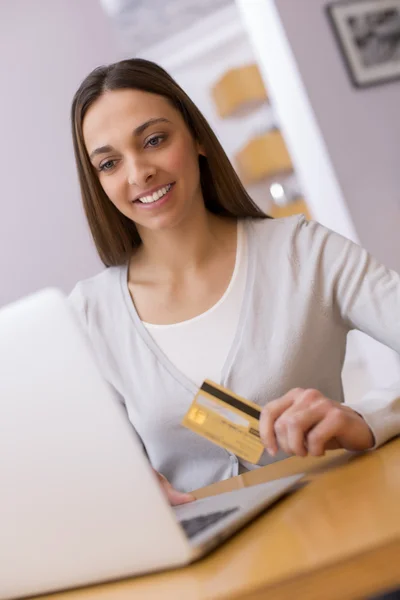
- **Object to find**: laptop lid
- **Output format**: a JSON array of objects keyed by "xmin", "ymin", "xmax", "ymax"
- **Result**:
[{"xmin": 0, "ymin": 289, "xmax": 191, "ymax": 600}]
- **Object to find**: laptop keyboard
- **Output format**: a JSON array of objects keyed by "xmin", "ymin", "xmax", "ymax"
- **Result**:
[{"xmin": 179, "ymin": 507, "xmax": 239, "ymax": 539}]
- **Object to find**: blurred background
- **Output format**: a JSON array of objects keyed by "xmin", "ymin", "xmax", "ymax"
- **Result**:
[{"xmin": 1, "ymin": 0, "xmax": 400, "ymax": 403}]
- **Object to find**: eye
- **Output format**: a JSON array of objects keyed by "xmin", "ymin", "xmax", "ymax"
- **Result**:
[
  {"xmin": 145, "ymin": 135, "xmax": 165, "ymax": 149},
  {"xmin": 98, "ymin": 159, "xmax": 116, "ymax": 172}
]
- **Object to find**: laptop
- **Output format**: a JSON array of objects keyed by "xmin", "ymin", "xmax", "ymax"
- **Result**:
[{"xmin": 0, "ymin": 289, "xmax": 303, "ymax": 600}]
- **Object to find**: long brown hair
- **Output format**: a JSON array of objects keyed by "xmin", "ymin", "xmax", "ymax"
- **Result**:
[{"xmin": 71, "ymin": 58, "xmax": 269, "ymax": 266}]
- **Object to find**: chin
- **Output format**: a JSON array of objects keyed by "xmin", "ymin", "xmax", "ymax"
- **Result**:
[
  {"xmin": 134, "ymin": 206, "xmax": 195, "ymax": 232},
  {"xmin": 131, "ymin": 213, "xmax": 180, "ymax": 233}
]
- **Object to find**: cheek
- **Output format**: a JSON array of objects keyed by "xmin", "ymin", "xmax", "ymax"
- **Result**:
[
  {"xmin": 163, "ymin": 137, "xmax": 200, "ymax": 181},
  {"xmin": 99, "ymin": 173, "xmax": 125, "ymax": 206}
]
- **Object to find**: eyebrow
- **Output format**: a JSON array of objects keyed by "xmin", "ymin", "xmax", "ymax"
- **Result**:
[{"xmin": 89, "ymin": 117, "xmax": 171, "ymax": 161}]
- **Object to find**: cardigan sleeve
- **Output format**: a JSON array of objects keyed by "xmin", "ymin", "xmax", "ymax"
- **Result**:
[{"xmin": 295, "ymin": 216, "xmax": 400, "ymax": 447}]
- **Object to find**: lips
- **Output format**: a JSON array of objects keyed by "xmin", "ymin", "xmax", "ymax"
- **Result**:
[
  {"xmin": 133, "ymin": 182, "xmax": 174, "ymax": 204},
  {"xmin": 132, "ymin": 182, "xmax": 175, "ymax": 210}
]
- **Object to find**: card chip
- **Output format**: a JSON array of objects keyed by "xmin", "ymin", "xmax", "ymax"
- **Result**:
[{"xmin": 189, "ymin": 407, "xmax": 207, "ymax": 425}]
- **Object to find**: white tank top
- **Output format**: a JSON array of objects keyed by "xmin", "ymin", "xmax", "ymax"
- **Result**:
[{"xmin": 142, "ymin": 221, "xmax": 247, "ymax": 387}]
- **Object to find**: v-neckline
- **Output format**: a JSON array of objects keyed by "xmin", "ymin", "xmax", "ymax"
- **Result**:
[{"xmin": 119, "ymin": 219, "xmax": 255, "ymax": 395}]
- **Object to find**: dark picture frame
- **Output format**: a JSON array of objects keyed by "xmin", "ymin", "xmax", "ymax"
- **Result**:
[{"xmin": 326, "ymin": 0, "xmax": 400, "ymax": 88}]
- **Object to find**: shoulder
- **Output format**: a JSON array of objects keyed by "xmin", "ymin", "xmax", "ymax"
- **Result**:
[
  {"xmin": 246, "ymin": 213, "xmax": 351, "ymax": 256},
  {"xmin": 245, "ymin": 213, "xmax": 311, "ymax": 240},
  {"xmin": 245, "ymin": 214, "xmax": 362, "ymax": 289},
  {"xmin": 68, "ymin": 265, "xmax": 126, "ymax": 327},
  {"xmin": 245, "ymin": 214, "xmax": 311, "ymax": 256},
  {"xmin": 246, "ymin": 212, "xmax": 328, "ymax": 238}
]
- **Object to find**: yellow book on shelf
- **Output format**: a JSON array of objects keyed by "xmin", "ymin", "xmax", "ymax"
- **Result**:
[
  {"xmin": 211, "ymin": 64, "xmax": 268, "ymax": 118},
  {"xmin": 235, "ymin": 130, "xmax": 293, "ymax": 184}
]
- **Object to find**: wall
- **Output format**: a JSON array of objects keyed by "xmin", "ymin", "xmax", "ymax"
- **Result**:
[{"xmin": 0, "ymin": 0, "xmax": 118, "ymax": 307}]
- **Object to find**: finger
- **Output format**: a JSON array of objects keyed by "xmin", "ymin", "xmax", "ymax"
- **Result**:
[
  {"xmin": 305, "ymin": 408, "xmax": 346, "ymax": 456},
  {"xmin": 277, "ymin": 414, "xmax": 305, "ymax": 456},
  {"xmin": 163, "ymin": 479, "xmax": 195, "ymax": 506},
  {"xmin": 166, "ymin": 485, "xmax": 196, "ymax": 506},
  {"xmin": 154, "ymin": 469, "xmax": 195, "ymax": 506},
  {"xmin": 260, "ymin": 388, "xmax": 304, "ymax": 455},
  {"xmin": 283, "ymin": 402, "xmax": 329, "ymax": 456}
]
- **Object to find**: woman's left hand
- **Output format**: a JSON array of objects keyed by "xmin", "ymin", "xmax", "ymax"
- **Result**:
[{"xmin": 259, "ymin": 388, "xmax": 375, "ymax": 457}]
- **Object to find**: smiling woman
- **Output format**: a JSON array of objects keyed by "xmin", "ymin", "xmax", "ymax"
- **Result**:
[{"xmin": 69, "ymin": 58, "xmax": 400, "ymax": 505}]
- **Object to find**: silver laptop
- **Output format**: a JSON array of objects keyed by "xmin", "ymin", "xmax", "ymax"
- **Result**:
[{"xmin": 0, "ymin": 289, "xmax": 302, "ymax": 600}]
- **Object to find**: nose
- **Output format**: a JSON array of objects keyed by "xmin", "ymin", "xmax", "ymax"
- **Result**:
[{"xmin": 126, "ymin": 155, "xmax": 156, "ymax": 187}]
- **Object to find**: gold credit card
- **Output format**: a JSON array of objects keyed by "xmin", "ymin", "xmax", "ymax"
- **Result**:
[{"xmin": 182, "ymin": 380, "xmax": 264, "ymax": 464}]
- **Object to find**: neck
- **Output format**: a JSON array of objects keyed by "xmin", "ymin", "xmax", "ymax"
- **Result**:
[{"xmin": 134, "ymin": 207, "xmax": 236, "ymax": 278}]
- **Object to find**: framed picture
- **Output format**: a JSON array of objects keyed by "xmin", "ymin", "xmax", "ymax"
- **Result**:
[{"xmin": 327, "ymin": 0, "xmax": 400, "ymax": 88}]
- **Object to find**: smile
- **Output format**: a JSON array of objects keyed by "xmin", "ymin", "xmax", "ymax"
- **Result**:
[{"xmin": 135, "ymin": 183, "xmax": 173, "ymax": 204}]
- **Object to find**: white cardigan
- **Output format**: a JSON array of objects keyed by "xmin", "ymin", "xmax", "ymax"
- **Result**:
[{"xmin": 69, "ymin": 215, "xmax": 400, "ymax": 493}]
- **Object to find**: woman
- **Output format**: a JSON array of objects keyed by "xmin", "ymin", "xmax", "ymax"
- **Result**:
[{"xmin": 69, "ymin": 58, "xmax": 400, "ymax": 505}]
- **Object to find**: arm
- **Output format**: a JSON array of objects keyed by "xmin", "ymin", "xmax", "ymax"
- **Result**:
[{"xmin": 260, "ymin": 217, "xmax": 400, "ymax": 455}]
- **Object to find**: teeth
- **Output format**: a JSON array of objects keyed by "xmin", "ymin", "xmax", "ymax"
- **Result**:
[{"xmin": 137, "ymin": 184, "xmax": 172, "ymax": 204}]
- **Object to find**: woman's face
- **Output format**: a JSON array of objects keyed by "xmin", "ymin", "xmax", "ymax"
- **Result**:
[{"xmin": 83, "ymin": 88, "xmax": 204, "ymax": 233}]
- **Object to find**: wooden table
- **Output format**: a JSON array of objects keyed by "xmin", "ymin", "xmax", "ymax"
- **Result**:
[{"xmin": 39, "ymin": 438, "xmax": 400, "ymax": 600}]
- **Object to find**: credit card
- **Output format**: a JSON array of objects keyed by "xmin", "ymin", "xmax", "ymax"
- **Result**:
[{"xmin": 182, "ymin": 380, "xmax": 264, "ymax": 464}]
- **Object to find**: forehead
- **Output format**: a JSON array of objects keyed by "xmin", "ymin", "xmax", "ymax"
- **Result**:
[{"xmin": 82, "ymin": 89, "xmax": 181, "ymax": 150}]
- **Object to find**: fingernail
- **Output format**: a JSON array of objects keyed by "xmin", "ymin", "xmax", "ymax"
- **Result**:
[{"xmin": 267, "ymin": 447, "xmax": 276, "ymax": 456}]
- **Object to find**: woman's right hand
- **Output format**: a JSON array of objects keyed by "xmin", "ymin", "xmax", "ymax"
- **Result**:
[{"xmin": 153, "ymin": 469, "xmax": 195, "ymax": 506}]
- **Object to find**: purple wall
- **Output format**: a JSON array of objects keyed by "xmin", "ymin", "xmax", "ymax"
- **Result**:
[{"xmin": 0, "ymin": 0, "xmax": 118, "ymax": 306}]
